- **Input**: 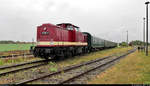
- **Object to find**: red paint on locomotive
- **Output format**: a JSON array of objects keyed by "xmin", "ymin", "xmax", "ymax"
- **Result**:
[{"xmin": 36, "ymin": 23, "xmax": 87, "ymax": 47}]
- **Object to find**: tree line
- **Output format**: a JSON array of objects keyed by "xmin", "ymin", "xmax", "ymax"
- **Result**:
[{"xmin": 119, "ymin": 40, "xmax": 150, "ymax": 46}]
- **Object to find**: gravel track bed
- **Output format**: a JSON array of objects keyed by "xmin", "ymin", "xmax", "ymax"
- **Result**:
[
  {"xmin": 0, "ymin": 62, "xmax": 51, "ymax": 84},
  {"xmin": 0, "ymin": 62, "xmax": 46, "ymax": 74},
  {"xmin": 29, "ymin": 56, "xmax": 117, "ymax": 84},
  {"xmin": 66, "ymin": 58, "xmax": 120, "ymax": 84},
  {"xmin": 63, "ymin": 49, "xmax": 135, "ymax": 84}
]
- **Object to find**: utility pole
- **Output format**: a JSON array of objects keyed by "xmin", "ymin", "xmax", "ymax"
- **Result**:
[
  {"xmin": 143, "ymin": 17, "xmax": 146, "ymax": 52},
  {"xmin": 126, "ymin": 30, "xmax": 128, "ymax": 46},
  {"xmin": 145, "ymin": 1, "xmax": 149, "ymax": 56}
]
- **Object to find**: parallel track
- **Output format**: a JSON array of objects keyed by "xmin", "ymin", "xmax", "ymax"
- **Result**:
[
  {"xmin": 59, "ymin": 49, "xmax": 136, "ymax": 84},
  {"xmin": 0, "ymin": 53, "xmax": 32, "ymax": 58},
  {"xmin": 16, "ymin": 48, "xmax": 136, "ymax": 84},
  {"xmin": 0, "ymin": 59, "xmax": 52, "ymax": 76}
]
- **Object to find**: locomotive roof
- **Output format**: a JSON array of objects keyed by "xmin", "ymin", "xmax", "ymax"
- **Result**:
[{"xmin": 56, "ymin": 23, "xmax": 79, "ymax": 28}]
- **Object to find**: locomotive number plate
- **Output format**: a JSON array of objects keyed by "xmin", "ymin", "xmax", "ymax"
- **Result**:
[{"xmin": 41, "ymin": 32, "xmax": 49, "ymax": 35}]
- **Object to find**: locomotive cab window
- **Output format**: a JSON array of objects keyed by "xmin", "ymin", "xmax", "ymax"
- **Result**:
[
  {"xmin": 67, "ymin": 25, "xmax": 73, "ymax": 30},
  {"xmin": 75, "ymin": 27, "xmax": 80, "ymax": 32}
]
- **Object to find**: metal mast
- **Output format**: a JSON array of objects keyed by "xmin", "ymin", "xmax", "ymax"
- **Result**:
[{"xmin": 145, "ymin": 1, "xmax": 149, "ymax": 56}]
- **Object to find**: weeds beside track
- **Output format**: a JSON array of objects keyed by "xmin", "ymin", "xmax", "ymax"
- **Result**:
[
  {"xmin": 16, "ymin": 48, "xmax": 136, "ymax": 84},
  {"xmin": 0, "ymin": 59, "xmax": 52, "ymax": 76}
]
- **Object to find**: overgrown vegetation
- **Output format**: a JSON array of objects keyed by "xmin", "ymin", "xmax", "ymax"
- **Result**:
[
  {"xmin": 0, "ymin": 50, "xmax": 30, "ymax": 56},
  {"xmin": 0, "ymin": 60, "xmax": 4, "ymax": 65},
  {"xmin": 0, "ymin": 56, "xmax": 42, "ymax": 66},
  {"xmin": 57, "ymin": 47, "xmax": 132, "ymax": 68},
  {"xmin": 49, "ymin": 62, "xmax": 58, "ymax": 72},
  {"xmin": 88, "ymin": 50, "xmax": 150, "ymax": 84}
]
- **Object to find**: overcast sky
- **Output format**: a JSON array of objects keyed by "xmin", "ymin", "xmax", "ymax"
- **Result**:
[{"xmin": 0, "ymin": 0, "xmax": 149, "ymax": 43}]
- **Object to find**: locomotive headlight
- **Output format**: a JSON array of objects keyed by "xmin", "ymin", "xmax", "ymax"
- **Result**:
[{"xmin": 43, "ymin": 27, "xmax": 47, "ymax": 31}]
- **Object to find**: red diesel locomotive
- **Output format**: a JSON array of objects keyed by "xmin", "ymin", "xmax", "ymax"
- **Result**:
[{"xmin": 31, "ymin": 23, "xmax": 88, "ymax": 59}]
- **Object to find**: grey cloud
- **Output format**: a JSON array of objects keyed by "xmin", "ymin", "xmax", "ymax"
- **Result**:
[{"xmin": 0, "ymin": 0, "xmax": 149, "ymax": 43}]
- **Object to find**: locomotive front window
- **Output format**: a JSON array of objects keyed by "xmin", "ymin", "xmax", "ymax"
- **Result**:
[
  {"xmin": 69, "ymin": 26, "xmax": 73, "ymax": 30},
  {"xmin": 41, "ymin": 32, "xmax": 49, "ymax": 35},
  {"xmin": 75, "ymin": 27, "xmax": 80, "ymax": 32},
  {"xmin": 67, "ymin": 25, "xmax": 73, "ymax": 30}
]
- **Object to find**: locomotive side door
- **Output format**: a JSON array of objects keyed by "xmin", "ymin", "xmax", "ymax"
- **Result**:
[
  {"xmin": 67, "ymin": 25, "xmax": 76, "ymax": 42},
  {"xmin": 72, "ymin": 26, "xmax": 76, "ymax": 42}
]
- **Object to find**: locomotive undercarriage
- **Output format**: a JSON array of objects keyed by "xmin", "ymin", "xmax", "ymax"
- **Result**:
[{"xmin": 30, "ymin": 46, "xmax": 88, "ymax": 60}]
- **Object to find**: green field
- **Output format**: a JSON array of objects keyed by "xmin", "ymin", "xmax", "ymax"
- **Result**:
[{"xmin": 0, "ymin": 44, "xmax": 33, "ymax": 52}]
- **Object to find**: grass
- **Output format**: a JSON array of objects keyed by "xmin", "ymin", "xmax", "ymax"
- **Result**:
[
  {"xmin": 0, "ymin": 56, "xmax": 42, "ymax": 66},
  {"xmin": 56, "ymin": 47, "xmax": 132, "ymax": 69},
  {"xmin": 139, "ymin": 51, "xmax": 150, "ymax": 84},
  {"xmin": 0, "ymin": 50, "xmax": 30, "ymax": 56},
  {"xmin": 0, "ymin": 44, "xmax": 32, "ymax": 52},
  {"xmin": 0, "ymin": 60, "xmax": 4, "ymax": 65},
  {"xmin": 88, "ymin": 50, "xmax": 150, "ymax": 84},
  {"xmin": 49, "ymin": 62, "xmax": 58, "ymax": 72}
]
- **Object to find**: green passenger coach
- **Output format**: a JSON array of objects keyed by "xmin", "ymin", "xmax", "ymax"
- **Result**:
[{"xmin": 83, "ymin": 32, "xmax": 117, "ymax": 52}]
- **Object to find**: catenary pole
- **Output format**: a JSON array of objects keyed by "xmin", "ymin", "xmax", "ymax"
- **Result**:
[
  {"xmin": 145, "ymin": 1, "xmax": 149, "ymax": 56},
  {"xmin": 143, "ymin": 17, "xmax": 146, "ymax": 52}
]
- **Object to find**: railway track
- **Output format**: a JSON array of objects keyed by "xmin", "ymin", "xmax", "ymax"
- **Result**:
[
  {"xmin": 16, "ymin": 48, "xmax": 136, "ymax": 84},
  {"xmin": 60, "ymin": 49, "xmax": 136, "ymax": 84},
  {"xmin": 0, "ymin": 59, "xmax": 52, "ymax": 76},
  {"xmin": 0, "ymin": 53, "xmax": 32, "ymax": 58}
]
